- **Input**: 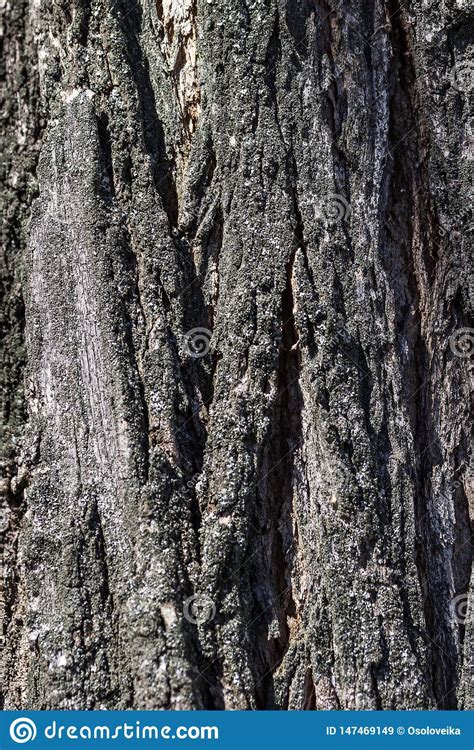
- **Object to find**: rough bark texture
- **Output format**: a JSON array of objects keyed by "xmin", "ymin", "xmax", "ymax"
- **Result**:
[{"xmin": 1, "ymin": 0, "xmax": 473, "ymax": 710}]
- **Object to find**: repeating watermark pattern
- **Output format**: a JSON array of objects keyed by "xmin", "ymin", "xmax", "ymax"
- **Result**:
[
  {"xmin": 467, "ymin": 359, "xmax": 474, "ymax": 392},
  {"xmin": 0, "ymin": 509, "xmax": 7, "ymax": 678},
  {"xmin": 179, "ymin": 203, "xmax": 201, "ymax": 229},
  {"xmin": 10, "ymin": 718, "xmax": 37, "ymax": 744},
  {"xmin": 427, "ymin": 463, "xmax": 474, "ymax": 513},
  {"xmin": 183, "ymin": 328, "xmax": 213, "ymax": 359},
  {"xmin": 183, "ymin": 594, "xmax": 216, "ymax": 625},
  {"xmin": 335, "ymin": 317, "xmax": 351, "ymax": 342},
  {"xmin": 449, "ymin": 327, "xmax": 474, "ymax": 358},
  {"xmin": 314, "ymin": 193, "xmax": 351, "ymax": 225},
  {"xmin": 5, "ymin": 2, "xmax": 472, "ymax": 724},
  {"xmin": 450, "ymin": 60, "xmax": 474, "ymax": 93},
  {"xmin": 452, "ymin": 593, "xmax": 470, "ymax": 625},
  {"xmin": 186, "ymin": 473, "xmax": 200, "ymax": 489}
]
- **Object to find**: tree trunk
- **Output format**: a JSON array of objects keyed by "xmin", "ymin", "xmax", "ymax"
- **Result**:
[{"xmin": 1, "ymin": 0, "xmax": 472, "ymax": 711}]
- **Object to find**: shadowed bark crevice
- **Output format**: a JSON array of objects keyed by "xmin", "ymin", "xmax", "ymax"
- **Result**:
[
  {"xmin": 115, "ymin": 2, "xmax": 179, "ymax": 227},
  {"xmin": 252, "ymin": 235, "xmax": 302, "ymax": 707},
  {"xmin": 379, "ymin": 0, "xmax": 471, "ymax": 710}
]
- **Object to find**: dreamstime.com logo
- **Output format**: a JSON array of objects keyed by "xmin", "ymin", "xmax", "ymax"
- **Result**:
[
  {"xmin": 8, "ymin": 717, "xmax": 218, "ymax": 743},
  {"xmin": 183, "ymin": 328, "xmax": 213, "ymax": 359},
  {"xmin": 10, "ymin": 718, "xmax": 37, "ymax": 743},
  {"xmin": 183, "ymin": 594, "xmax": 216, "ymax": 625}
]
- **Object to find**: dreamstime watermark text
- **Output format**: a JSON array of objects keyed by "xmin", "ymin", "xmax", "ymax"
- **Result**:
[{"xmin": 9, "ymin": 718, "xmax": 218, "ymax": 743}]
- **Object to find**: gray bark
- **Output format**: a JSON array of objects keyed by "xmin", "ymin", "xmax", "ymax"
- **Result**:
[{"xmin": 1, "ymin": 0, "xmax": 472, "ymax": 710}]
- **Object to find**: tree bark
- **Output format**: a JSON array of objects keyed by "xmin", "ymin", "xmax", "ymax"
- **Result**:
[{"xmin": 1, "ymin": 0, "xmax": 472, "ymax": 710}]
